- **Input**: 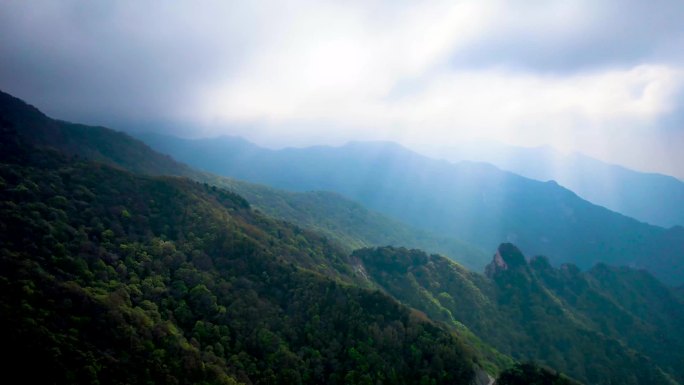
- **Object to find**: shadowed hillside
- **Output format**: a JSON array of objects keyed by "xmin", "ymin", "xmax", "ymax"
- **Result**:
[
  {"xmin": 0, "ymin": 90, "xmax": 487, "ymax": 269},
  {"xmin": 0, "ymin": 121, "xmax": 479, "ymax": 384}
]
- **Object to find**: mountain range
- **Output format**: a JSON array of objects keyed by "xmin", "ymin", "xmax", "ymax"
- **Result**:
[
  {"xmin": 423, "ymin": 141, "xmax": 684, "ymax": 228},
  {"xmin": 2, "ymin": 88, "xmax": 684, "ymax": 384},
  {"xmin": 0, "ymin": 89, "xmax": 485, "ymax": 384},
  {"xmin": 0, "ymin": 89, "xmax": 487, "ymax": 270},
  {"xmin": 356, "ymin": 244, "xmax": 684, "ymax": 384},
  {"xmin": 137, "ymin": 133, "xmax": 684, "ymax": 285}
]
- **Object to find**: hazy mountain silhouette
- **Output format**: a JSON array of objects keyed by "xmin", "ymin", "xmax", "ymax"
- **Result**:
[
  {"xmin": 424, "ymin": 141, "xmax": 684, "ymax": 228},
  {"xmin": 0, "ymin": 89, "xmax": 486, "ymax": 268},
  {"xmin": 138, "ymin": 132, "xmax": 684, "ymax": 285}
]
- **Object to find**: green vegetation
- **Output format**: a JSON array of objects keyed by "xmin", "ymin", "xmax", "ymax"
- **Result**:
[
  {"xmin": 139, "ymin": 132, "xmax": 684, "ymax": 285},
  {"xmin": 5, "ymin": 88, "xmax": 683, "ymax": 385},
  {"xmin": 0, "ymin": 148, "xmax": 476, "ymax": 384},
  {"xmin": 496, "ymin": 363, "xmax": 581, "ymax": 385},
  {"xmin": 1, "ymin": 89, "xmax": 487, "ymax": 269},
  {"xmin": 204, "ymin": 175, "xmax": 488, "ymax": 270},
  {"xmin": 355, "ymin": 245, "xmax": 683, "ymax": 384}
]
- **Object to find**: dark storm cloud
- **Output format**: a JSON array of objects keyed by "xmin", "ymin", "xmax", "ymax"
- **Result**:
[{"xmin": 0, "ymin": 2, "xmax": 254, "ymax": 126}]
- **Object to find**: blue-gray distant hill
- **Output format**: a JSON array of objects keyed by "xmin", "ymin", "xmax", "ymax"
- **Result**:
[
  {"xmin": 424, "ymin": 141, "xmax": 684, "ymax": 228},
  {"xmin": 138, "ymin": 133, "xmax": 684, "ymax": 285}
]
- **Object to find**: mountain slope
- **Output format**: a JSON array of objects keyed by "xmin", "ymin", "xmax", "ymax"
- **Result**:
[
  {"xmin": 138, "ymin": 133, "xmax": 684, "ymax": 285},
  {"xmin": 533, "ymin": 259, "xmax": 684, "ymax": 380},
  {"xmin": 0, "ymin": 133, "xmax": 480, "ymax": 384},
  {"xmin": 354, "ymin": 245, "xmax": 683, "ymax": 385},
  {"xmin": 207, "ymin": 176, "xmax": 488, "ymax": 269},
  {"xmin": 0, "ymin": 89, "xmax": 486, "ymax": 270},
  {"xmin": 0, "ymin": 91, "xmax": 190, "ymax": 177},
  {"xmin": 5, "ymin": 88, "xmax": 682, "ymax": 384},
  {"xmin": 424, "ymin": 141, "xmax": 684, "ymax": 228}
]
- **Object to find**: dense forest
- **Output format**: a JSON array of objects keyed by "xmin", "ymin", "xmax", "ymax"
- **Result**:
[
  {"xmin": 3, "ymin": 89, "xmax": 684, "ymax": 384},
  {"xmin": 354, "ymin": 245, "xmax": 684, "ymax": 384},
  {"xmin": 0, "ymin": 144, "xmax": 479, "ymax": 384},
  {"xmin": 205, "ymin": 176, "xmax": 489, "ymax": 270},
  {"xmin": 496, "ymin": 363, "xmax": 581, "ymax": 385}
]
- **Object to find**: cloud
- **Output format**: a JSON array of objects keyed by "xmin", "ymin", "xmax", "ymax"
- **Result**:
[
  {"xmin": 0, "ymin": 0, "xmax": 683, "ymax": 176},
  {"xmin": 0, "ymin": 1, "xmax": 257, "ymax": 121},
  {"xmin": 195, "ymin": 1, "xmax": 489, "ymax": 122},
  {"xmin": 451, "ymin": 0, "xmax": 684, "ymax": 72},
  {"xmin": 201, "ymin": 59, "xmax": 683, "ymax": 149}
]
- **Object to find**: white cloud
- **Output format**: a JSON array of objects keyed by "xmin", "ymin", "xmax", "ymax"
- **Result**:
[
  {"xmin": 197, "ymin": 1, "xmax": 492, "ymax": 122},
  {"xmin": 201, "ymin": 51, "xmax": 684, "ymax": 149},
  {"xmin": 2, "ymin": 0, "xmax": 684, "ymax": 176},
  {"xmin": 189, "ymin": 1, "xmax": 684, "ymax": 150}
]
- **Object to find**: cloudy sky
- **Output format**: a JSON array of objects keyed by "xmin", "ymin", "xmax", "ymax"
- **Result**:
[{"xmin": 1, "ymin": 0, "xmax": 683, "ymax": 178}]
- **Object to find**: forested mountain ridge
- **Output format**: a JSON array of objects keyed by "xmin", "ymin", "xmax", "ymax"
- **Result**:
[
  {"xmin": 0, "ymin": 126, "xmax": 485, "ymax": 383},
  {"xmin": 0, "ymin": 92, "xmax": 191, "ymax": 177},
  {"xmin": 4, "ymin": 88, "xmax": 682, "ymax": 384},
  {"xmin": 206, "ymin": 176, "xmax": 488, "ymax": 270},
  {"xmin": 354, "ymin": 244, "xmax": 684, "ymax": 385},
  {"xmin": 0, "ymin": 89, "xmax": 487, "ymax": 270},
  {"xmin": 139, "ymin": 133, "xmax": 684, "ymax": 285}
]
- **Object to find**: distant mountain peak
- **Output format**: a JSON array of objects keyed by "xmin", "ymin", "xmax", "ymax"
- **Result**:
[
  {"xmin": 0, "ymin": 89, "xmax": 45, "ymax": 117},
  {"xmin": 498, "ymin": 243, "xmax": 527, "ymax": 266},
  {"xmin": 485, "ymin": 243, "xmax": 527, "ymax": 277}
]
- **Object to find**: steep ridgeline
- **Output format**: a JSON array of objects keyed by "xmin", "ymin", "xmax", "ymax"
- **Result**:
[
  {"xmin": 0, "ymin": 133, "xmax": 482, "ymax": 384},
  {"xmin": 0, "ymin": 90, "xmax": 486, "ymax": 270},
  {"xmin": 205, "ymin": 176, "xmax": 488, "ymax": 270},
  {"xmin": 354, "ymin": 244, "xmax": 684, "ymax": 385},
  {"xmin": 138, "ymin": 133, "xmax": 684, "ymax": 285},
  {"xmin": 425, "ymin": 141, "xmax": 684, "ymax": 228},
  {"xmin": 0, "ymin": 93, "xmax": 192, "ymax": 177}
]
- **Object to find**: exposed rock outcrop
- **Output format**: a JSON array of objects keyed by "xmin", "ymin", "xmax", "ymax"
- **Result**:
[{"xmin": 485, "ymin": 243, "xmax": 527, "ymax": 278}]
